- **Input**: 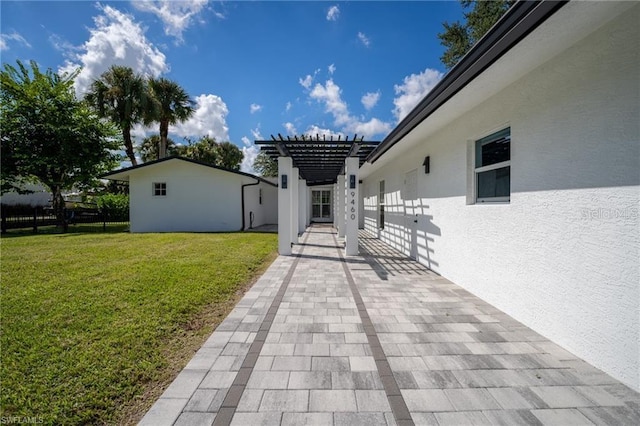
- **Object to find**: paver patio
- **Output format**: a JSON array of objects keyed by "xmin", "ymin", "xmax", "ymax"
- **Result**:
[{"xmin": 140, "ymin": 225, "xmax": 640, "ymax": 425}]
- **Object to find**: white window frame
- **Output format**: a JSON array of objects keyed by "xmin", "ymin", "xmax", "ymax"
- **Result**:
[
  {"xmin": 153, "ymin": 182, "xmax": 167, "ymax": 197},
  {"xmin": 475, "ymin": 128, "xmax": 510, "ymax": 204}
]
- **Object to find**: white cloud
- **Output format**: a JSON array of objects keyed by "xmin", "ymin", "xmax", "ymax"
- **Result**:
[
  {"xmin": 361, "ymin": 91, "xmax": 380, "ymax": 110},
  {"xmin": 250, "ymin": 103, "xmax": 262, "ymax": 114},
  {"xmin": 393, "ymin": 68, "xmax": 443, "ymax": 122},
  {"xmin": 0, "ymin": 32, "xmax": 31, "ymax": 51},
  {"xmin": 58, "ymin": 4, "xmax": 168, "ymax": 97},
  {"xmin": 283, "ymin": 122, "xmax": 297, "ymax": 135},
  {"xmin": 350, "ymin": 118, "xmax": 390, "ymax": 137},
  {"xmin": 285, "ymin": 101, "xmax": 292, "ymax": 112},
  {"xmin": 310, "ymin": 79, "xmax": 349, "ymax": 124},
  {"xmin": 240, "ymin": 136, "xmax": 259, "ymax": 174},
  {"xmin": 299, "ymin": 68, "xmax": 321, "ymax": 90},
  {"xmin": 304, "ymin": 125, "xmax": 344, "ymax": 140},
  {"xmin": 299, "ymin": 74, "xmax": 314, "ymax": 90},
  {"xmin": 357, "ymin": 32, "xmax": 370, "ymax": 48},
  {"xmin": 326, "ymin": 5, "xmax": 340, "ymax": 21},
  {"xmin": 308, "ymin": 78, "xmax": 391, "ymax": 138},
  {"xmin": 240, "ymin": 127, "xmax": 265, "ymax": 173},
  {"xmin": 132, "ymin": 0, "xmax": 210, "ymax": 43},
  {"xmin": 328, "ymin": 63, "xmax": 336, "ymax": 75},
  {"xmin": 48, "ymin": 34, "xmax": 78, "ymax": 53},
  {"xmin": 171, "ymin": 94, "xmax": 229, "ymax": 140},
  {"xmin": 250, "ymin": 125, "xmax": 263, "ymax": 140}
]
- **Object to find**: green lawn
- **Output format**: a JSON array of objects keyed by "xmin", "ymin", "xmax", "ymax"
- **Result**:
[{"xmin": 0, "ymin": 231, "xmax": 277, "ymax": 424}]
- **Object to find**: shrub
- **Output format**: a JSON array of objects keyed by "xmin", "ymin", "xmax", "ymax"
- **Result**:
[{"xmin": 95, "ymin": 193, "xmax": 129, "ymax": 218}]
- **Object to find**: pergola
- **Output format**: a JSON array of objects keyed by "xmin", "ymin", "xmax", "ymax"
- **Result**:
[
  {"xmin": 255, "ymin": 134, "xmax": 380, "ymax": 256},
  {"xmin": 255, "ymin": 134, "xmax": 380, "ymax": 186}
]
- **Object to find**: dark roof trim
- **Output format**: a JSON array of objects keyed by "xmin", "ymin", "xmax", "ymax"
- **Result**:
[
  {"xmin": 367, "ymin": 0, "xmax": 567, "ymax": 164},
  {"xmin": 100, "ymin": 156, "xmax": 278, "ymax": 187}
]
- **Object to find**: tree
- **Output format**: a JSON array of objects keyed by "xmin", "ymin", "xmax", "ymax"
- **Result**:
[
  {"xmin": 85, "ymin": 65, "xmax": 149, "ymax": 165},
  {"xmin": 138, "ymin": 134, "xmax": 179, "ymax": 163},
  {"xmin": 438, "ymin": 0, "xmax": 514, "ymax": 68},
  {"xmin": 177, "ymin": 137, "xmax": 243, "ymax": 170},
  {"xmin": 253, "ymin": 151, "xmax": 278, "ymax": 177},
  {"xmin": 182, "ymin": 136, "xmax": 219, "ymax": 165},
  {"xmin": 147, "ymin": 77, "xmax": 194, "ymax": 159},
  {"xmin": 1, "ymin": 60, "xmax": 120, "ymax": 228},
  {"xmin": 215, "ymin": 141, "xmax": 243, "ymax": 171}
]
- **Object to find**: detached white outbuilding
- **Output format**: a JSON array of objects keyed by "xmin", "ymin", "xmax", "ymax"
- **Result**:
[
  {"xmin": 358, "ymin": 1, "xmax": 639, "ymax": 390},
  {"xmin": 102, "ymin": 157, "xmax": 277, "ymax": 233}
]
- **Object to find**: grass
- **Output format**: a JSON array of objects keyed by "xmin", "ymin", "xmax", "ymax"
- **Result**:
[{"xmin": 0, "ymin": 231, "xmax": 277, "ymax": 424}]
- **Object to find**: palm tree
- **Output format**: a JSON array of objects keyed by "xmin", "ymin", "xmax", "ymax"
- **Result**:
[
  {"xmin": 138, "ymin": 135, "xmax": 180, "ymax": 163},
  {"xmin": 147, "ymin": 78, "xmax": 194, "ymax": 159},
  {"xmin": 85, "ymin": 66, "xmax": 148, "ymax": 165}
]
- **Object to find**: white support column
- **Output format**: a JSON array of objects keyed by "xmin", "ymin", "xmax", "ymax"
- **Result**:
[
  {"xmin": 291, "ymin": 167, "xmax": 299, "ymax": 244},
  {"xmin": 331, "ymin": 183, "xmax": 340, "ymax": 233},
  {"xmin": 278, "ymin": 157, "xmax": 293, "ymax": 255},
  {"xmin": 345, "ymin": 158, "xmax": 359, "ymax": 256},
  {"xmin": 306, "ymin": 185, "xmax": 312, "ymax": 227},
  {"xmin": 298, "ymin": 179, "xmax": 307, "ymax": 235},
  {"xmin": 337, "ymin": 175, "xmax": 346, "ymax": 238}
]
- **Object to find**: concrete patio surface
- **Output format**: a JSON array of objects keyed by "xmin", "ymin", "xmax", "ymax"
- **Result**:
[{"xmin": 139, "ymin": 224, "xmax": 639, "ymax": 426}]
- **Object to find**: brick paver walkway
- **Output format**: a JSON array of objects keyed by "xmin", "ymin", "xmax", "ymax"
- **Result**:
[{"xmin": 140, "ymin": 225, "xmax": 639, "ymax": 425}]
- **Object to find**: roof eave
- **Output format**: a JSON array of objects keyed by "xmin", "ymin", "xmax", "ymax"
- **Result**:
[{"xmin": 100, "ymin": 156, "xmax": 277, "ymax": 187}]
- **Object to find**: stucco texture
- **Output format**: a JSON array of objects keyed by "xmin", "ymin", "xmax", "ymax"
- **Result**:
[{"xmin": 362, "ymin": 6, "xmax": 639, "ymax": 390}]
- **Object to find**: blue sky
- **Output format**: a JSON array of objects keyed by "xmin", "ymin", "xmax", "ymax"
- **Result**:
[{"xmin": 1, "ymin": 1, "xmax": 463, "ymax": 172}]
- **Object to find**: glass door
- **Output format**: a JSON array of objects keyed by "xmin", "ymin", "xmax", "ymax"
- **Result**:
[{"xmin": 311, "ymin": 190, "xmax": 332, "ymax": 221}]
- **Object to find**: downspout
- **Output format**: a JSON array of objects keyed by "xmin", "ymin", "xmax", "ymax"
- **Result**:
[{"xmin": 241, "ymin": 179, "xmax": 260, "ymax": 231}]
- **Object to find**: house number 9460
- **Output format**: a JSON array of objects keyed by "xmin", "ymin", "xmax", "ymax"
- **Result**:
[{"xmin": 349, "ymin": 191, "xmax": 356, "ymax": 220}]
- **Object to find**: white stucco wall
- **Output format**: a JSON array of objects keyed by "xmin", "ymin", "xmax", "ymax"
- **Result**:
[
  {"xmin": 362, "ymin": 7, "xmax": 639, "ymax": 390},
  {"xmin": 244, "ymin": 181, "xmax": 278, "ymax": 229},
  {"xmin": 128, "ymin": 160, "xmax": 276, "ymax": 233}
]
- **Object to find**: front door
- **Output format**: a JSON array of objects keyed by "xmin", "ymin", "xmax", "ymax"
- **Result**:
[{"xmin": 311, "ymin": 190, "xmax": 332, "ymax": 222}]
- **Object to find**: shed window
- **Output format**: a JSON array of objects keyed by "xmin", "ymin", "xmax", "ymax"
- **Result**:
[
  {"xmin": 153, "ymin": 182, "xmax": 167, "ymax": 197},
  {"xmin": 475, "ymin": 128, "xmax": 510, "ymax": 202}
]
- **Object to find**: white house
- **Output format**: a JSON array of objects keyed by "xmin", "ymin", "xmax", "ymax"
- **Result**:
[
  {"xmin": 357, "ymin": 1, "xmax": 639, "ymax": 391},
  {"xmin": 102, "ymin": 157, "xmax": 277, "ymax": 233},
  {"xmin": 264, "ymin": 1, "xmax": 639, "ymax": 392}
]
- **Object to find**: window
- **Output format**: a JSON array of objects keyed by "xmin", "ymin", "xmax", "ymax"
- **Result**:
[
  {"xmin": 379, "ymin": 180, "xmax": 385, "ymax": 229},
  {"xmin": 475, "ymin": 128, "xmax": 510, "ymax": 202},
  {"xmin": 259, "ymin": 188, "xmax": 262, "ymax": 205},
  {"xmin": 153, "ymin": 182, "xmax": 167, "ymax": 196}
]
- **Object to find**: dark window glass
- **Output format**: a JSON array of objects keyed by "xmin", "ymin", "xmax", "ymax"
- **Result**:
[
  {"xmin": 475, "ymin": 128, "xmax": 510, "ymax": 168},
  {"xmin": 153, "ymin": 182, "xmax": 167, "ymax": 196},
  {"xmin": 477, "ymin": 166, "xmax": 510, "ymax": 199}
]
